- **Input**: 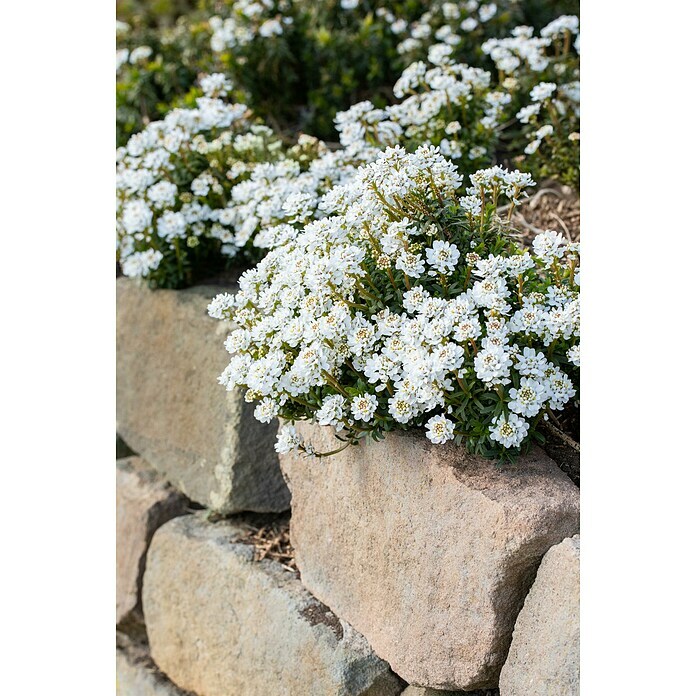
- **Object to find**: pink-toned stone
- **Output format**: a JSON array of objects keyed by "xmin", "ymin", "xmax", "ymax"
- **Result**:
[
  {"xmin": 116, "ymin": 277, "xmax": 290, "ymax": 513},
  {"xmin": 280, "ymin": 424, "xmax": 580, "ymax": 690},
  {"xmin": 499, "ymin": 536, "xmax": 580, "ymax": 696},
  {"xmin": 143, "ymin": 513, "xmax": 404, "ymax": 696},
  {"xmin": 116, "ymin": 456, "xmax": 188, "ymax": 627}
]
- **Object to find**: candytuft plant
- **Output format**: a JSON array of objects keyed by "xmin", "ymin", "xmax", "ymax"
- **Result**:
[{"xmin": 209, "ymin": 145, "xmax": 579, "ymax": 461}]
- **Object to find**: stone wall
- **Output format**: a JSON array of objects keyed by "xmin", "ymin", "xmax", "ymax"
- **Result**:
[{"xmin": 117, "ymin": 281, "xmax": 580, "ymax": 695}]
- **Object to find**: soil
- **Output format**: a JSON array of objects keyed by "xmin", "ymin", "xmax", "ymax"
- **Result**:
[
  {"xmin": 539, "ymin": 420, "xmax": 580, "ymax": 487},
  {"xmin": 197, "ymin": 264, "xmax": 247, "ymax": 288}
]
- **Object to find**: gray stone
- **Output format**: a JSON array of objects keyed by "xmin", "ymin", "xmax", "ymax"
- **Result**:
[
  {"xmin": 117, "ymin": 633, "xmax": 193, "ymax": 696},
  {"xmin": 499, "ymin": 536, "xmax": 580, "ymax": 696},
  {"xmin": 401, "ymin": 686, "xmax": 494, "ymax": 695},
  {"xmin": 143, "ymin": 513, "xmax": 404, "ymax": 696},
  {"xmin": 280, "ymin": 424, "xmax": 580, "ymax": 690},
  {"xmin": 116, "ymin": 457, "xmax": 188, "ymax": 628},
  {"xmin": 116, "ymin": 277, "xmax": 290, "ymax": 513}
]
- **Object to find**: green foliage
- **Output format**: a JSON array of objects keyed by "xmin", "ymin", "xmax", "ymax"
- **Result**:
[{"xmin": 117, "ymin": 1, "xmax": 570, "ymax": 144}]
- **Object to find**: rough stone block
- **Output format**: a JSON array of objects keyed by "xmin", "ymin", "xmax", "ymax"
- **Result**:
[
  {"xmin": 116, "ymin": 277, "xmax": 290, "ymax": 513},
  {"xmin": 117, "ymin": 456, "xmax": 188, "ymax": 628},
  {"xmin": 117, "ymin": 633, "xmax": 193, "ymax": 696},
  {"xmin": 143, "ymin": 513, "xmax": 404, "ymax": 696},
  {"xmin": 499, "ymin": 536, "xmax": 580, "ymax": 696},
  {"xmin": 280, "ymin": 424, "xmax": 580, "ymax": 690},
  {"xmin": 401, "ymin": 687, "xmax": 495, "ymax": 695}
]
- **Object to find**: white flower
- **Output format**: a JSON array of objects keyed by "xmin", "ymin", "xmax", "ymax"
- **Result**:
[
  {"xmin": 532, "ymin": 230, "xmax": 567, "ymax": 266},
  {"xmin": 122, "ymin": 199, "xmax": 152, "ymax": 235},
  {"xmin": 489, "ymin": 413, "xmax": 529, "ymax": 448},
  {"xmin": 157, "ymin": 211, "xmax": 187, "ymax": 241},
  {"xmin": 459, "ymin": 195, "xmax": 482, "ymax": 216},
  {"xmin": 535, "ymin": 124, "xmax": 554, "ymax": 140},
  {"xmin": 395, "ymin": 251, "xmax": 426, "ymax": 278},
  {"xmin": 474, "ymin": 344, "xmax": 512, "ymax": 385},
  {"xmin": 530, "ymin": 82, "xmax": 557, "ymax": 103},
  {"xmin": 147, "ymin": 181, "xmax": 177, "ymax": 208},
  {"xmin": 224, "ymin": 329, "xmax": 251, "ymax": 354},
  {"xmin": 351, "ymin": 394, "xmax": 378, "ymax": 421},
  {"xmin": 428, "ymin": 43, "xmax": 454, "ymax": 66},
  {"xmin": 259, "ymin": 19, "xmax": 283, "ymax": 38},
  {"xmin": 388, "ymin": 394, "xmax": 415, "ymax": 423},
  {"xmin": 426, "ymin": 240, "xmax": 460, "ymax": 275},
  {"xmin": 517, "ymin": 103, "xmax": 541, "ymax": 124},
  {"xmin": 506, "ymin": 252, "xmax": 535, "ymax": 276},
  {"xmin": 508, "ymin": 378, "xmax": 548, "ymax": 417},
  {"xmin": 207, "ymin": 292, "xmax": 236, "ymax": 320},
  {"xmin": 541, "ymin": 15, "xmax": 580, "ymax": 39},
  {"xmin": 274, "ymin": 424, "xmax": 302, "ymax": 454},
  {"xmin": 546, "ymin": 369, "xmax": 576, "ymax": 410},
  {"xmin": 567, "ymin": 345, "xmax": 580, "ymax": 367},
  {"xmin": 403, "ymin": 286, "xmax": 429, "ymax": 313},
  {"xmin": 315, "ymin": 394, "xmax": 347, "ymax": 428},
  {"xmin": 254, "ymin": 398, "xmax": 279, "ymax": 423},
  {"xmin": 200, "ymin": 73, "xmax": 232, "ymax": 98},
  {"xmin": 340, "ymin": 0, "xmax": 360, "ymax": 9},
  {"xmin": 116, "ymin": 48, "xmax": 129, "ymax": 71},
  {"xmin": 425, "ymin": 415, "xmax": 455, "ymax": 444},
  {"xmin": 472, "ymin": 275, "xmax": 510, "ymax": 309},
  {"xmin": 129, "ymin": 46, "xmax": 152, "ymax": 64},
  {"xmin": 442, "ymin": 3, "xmax": 460, "ymax": 20},
  {"xmin": 479, "ymin": 3, "xmax": 497, "ymax": 23},
  {"xmin": 121, "ymin": 249, "xmax": 163, "ymax": 277},
  {"xmin": 515, "ymin": 347, "xmax": 548, "ymax": 378},
  {"xmin": 191, "ymin": 174, "xmax": 212, "ymax": 197}
]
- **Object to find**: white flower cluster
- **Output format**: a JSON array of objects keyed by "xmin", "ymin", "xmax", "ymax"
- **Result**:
[
  {"xmin": 334, "ymin": 54, "xmax": 501, "ymax": 166},
  {"xmin": 116, "ymin": 45, "xmax": 153, "ymax": 71},
  {"xmin": 210, "ymin": 146, "xmax": 579, "ymax": 459},
  {"xmin": 219, "ymin": 140, "xmax": 375, "ymax": 253},
  {"xmin": 117, "ymin": 76, "xmax": 263, "ymax": 280},
  {"xmin": 482, "ymin": 16, "xmax": 578, "ymax": 76},
  {"xmin": 140, "ymin": 51, "xmax": 508, "ymax": 279},
  {"xmin": 390, "ymin": 1, "xmax": 504, "ymax": 60},
  {"xmin": 210, "ymin": 0, "xmax": 293, "ymax": 52},
  {"xmin": 483, "ymin": 16, "xmax": 579, "ymax": 174}
]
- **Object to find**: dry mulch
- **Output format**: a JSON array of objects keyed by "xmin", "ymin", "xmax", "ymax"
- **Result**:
[
  {"xmin": 232, "ymin": 513, "xmax": 298, "ymax": 574},
  {"xmin": 508, "ymin": 180, "xmax": 580, "ymax": 245}
]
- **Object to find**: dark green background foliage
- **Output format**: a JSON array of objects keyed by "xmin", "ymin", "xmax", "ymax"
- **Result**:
[{"xmin": 117, "ymin": 0, "xmax": 579, "ymax": 147}]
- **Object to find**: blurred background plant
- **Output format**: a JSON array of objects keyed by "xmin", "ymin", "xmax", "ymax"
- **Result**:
[{"xmin": 117, "ymin": 0, "xmax": 579, "ymax": 154}]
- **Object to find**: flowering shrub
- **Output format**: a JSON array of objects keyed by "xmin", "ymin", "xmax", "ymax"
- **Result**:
[
  {"xmin": 116, "ymin": 17, "xmax": 219, "ymax": 146},
  {"xmin": 220, "ymin": 140, "xmax": 379, "ymax": 253},
  {"xmin": 392, "ymin": 0, "xmax": 522, "ymax": 66},
  {"xmin": 334, "ymin": 50, "xmax": 508, "ymax": 170},
  {"xmin": 483, "ymin": 15, "xmax": 580, "ymax": 186},
  {"xmin": 117, "ymin": 0, "xmax": 580, "ymax": 156},
  {"xmin": 117, "ymin": 3, "xmax": 580, "ymax": 295},
  {"xmin": 209, "ymin": 146, "xmax": 579, "ymax": 461},
  {"xmin": 117, "ymin": 70, "xmax": 400, "ymax": 288},
  {"xmin": 116, "ymin": 75, "xmax": 294, "ymax": 288}
]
